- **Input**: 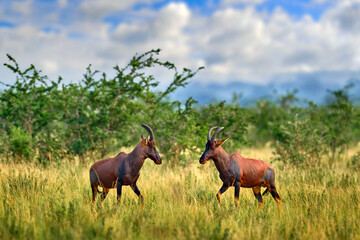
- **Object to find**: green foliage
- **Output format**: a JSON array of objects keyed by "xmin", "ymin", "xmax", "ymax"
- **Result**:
[
  {"xmin": 8, "ymin": 126, "xmax": 33, "ymax": 161},
  {"xmin": 0, "ymin": 50, "xmax": 205, "ymax": 164},
  {"xmin": 272, "ymin": 113, "xmax": 328, "ymax": 167},
  {"xmin": 349, "ymin": 152, "xmax": 360, "ymax": 170},
  {"xmin": 150, "ymin": 97, "xmax": 204, "ymax": 166},
  {"xmin": 200, "ymin": 100, "xmax": 253, "ymax": 152},
  {"xmin": 322, "ymin": 85, "xmax": 355, "ymax": 165},
  {"xmin": 248, "ymin": 90, "xmax": 299, "ymax": 146},
  {"xmin": 1, "ymin": 54, "xmax": 62, "ymax": 163},
  {"xmin": 0, "ymin": 51, "xmax": 359, "ymax": 168}
]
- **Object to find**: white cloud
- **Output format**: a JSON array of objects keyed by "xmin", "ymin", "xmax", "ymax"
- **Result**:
[
  {"xmin": 12, "ymin": 0, "xmax": 33, "ymax": 16},
  {"xmin": 58, "ymin": 0, "xmax": 67, "ymax": 8},
  {"xmin": 41, "ymin": 60, "xmax": 59, "ymax": 73},
  {"xmin": 187, "ymin": 2, "xmax": 360, "ymax": 85},
  {"xmin": 79, "ymin": 0, "xmax": 159, "ymax": 20},
  {"xmin": 0, "ymin": 23, "xmax": 103, "ymax": 84},
  {"xmin": 1, "ymin": 0, "xmax": 360, "ymax": 91},
  {"xmin": 103, "ymin": 3, "xmax": 192, "ymax": 64},
  {"xmin": 80, "ymin": 0, "xmax": 134, "ymax": 19},
  {"xmin": 222, "ymin": 0, "xmax": 267, "ymax": 6}
]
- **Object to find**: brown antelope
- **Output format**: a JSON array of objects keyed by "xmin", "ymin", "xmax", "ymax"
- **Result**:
[
  {"xmin": 199, "ymin": 127, "xmax": 281, "ymax": 212},
  {"xmin": 89, "ymin": 123, "xmax": 162, "ymax": 209}
]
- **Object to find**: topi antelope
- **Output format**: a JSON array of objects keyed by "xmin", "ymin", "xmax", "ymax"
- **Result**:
[
  {"xmin": 89, "ymin": 123, "xmax": 162, "ymax": 209},
  {"xmin": 199, "ymin": 127, "xmax": 281, "ymax": 212}
]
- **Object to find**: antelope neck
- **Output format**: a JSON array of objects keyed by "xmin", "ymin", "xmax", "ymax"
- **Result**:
[
  {"xmin": 127, "ymin": 143, "xmax": 147, "ymax": 172},
  {"xmin": 213, "ymin": 147, "xmax": 232, "ymax": 173}
]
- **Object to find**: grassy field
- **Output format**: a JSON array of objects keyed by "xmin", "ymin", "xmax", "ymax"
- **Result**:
[{"xmin": 0, "ymin": 146, "xmax": 359, "ymax": 240}]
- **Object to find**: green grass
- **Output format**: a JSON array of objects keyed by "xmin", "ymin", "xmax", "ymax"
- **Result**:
[{"xmin": 0, "ymin": 147, "xmax": 359, "ymax": 239}]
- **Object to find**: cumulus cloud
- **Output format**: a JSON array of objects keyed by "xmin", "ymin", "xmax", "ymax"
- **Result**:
[
  {"xmin": 80, "ymin": 0, "xmax": 135, "ymax": 19},
  {"xmin": 222, "ymin": 0, "xmax": 267, "ymax": 6},
  {"xmin": 58, "ymin": 0, "xmax": 67, "ymax": 9},
  {"xmin": 11, "ymin": 0, "xmax": 33, "ymax": 16},
  {"xmin": 98, "ymin": 2, "xmax": 193, "ymax": 73},
  {"xmin": 79, "ymin": 0, "xmax": 159, "ymax": 20},
  {"xmin": 189, "ymin": 1, "xmax": 360, "ymax": 85},
  {"xmin": 1, "ymin": 0, "xmax": 360, "ymax": 94}
]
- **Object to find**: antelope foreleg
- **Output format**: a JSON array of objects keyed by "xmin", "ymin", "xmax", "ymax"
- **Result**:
[
  {"xmin": 131, "ymin": 182, "xmax": 144, "ymax": 210},
  {"xmin": 216, "ymin": 184, "xmax": 229, "ymax": 205},
  {"xmin": 234, "ymin": 181, "xmax": 240, "ymax": 208},
  {"xmin": 117, "ymin": 178, "xmax": 123, "ymax": 204}
]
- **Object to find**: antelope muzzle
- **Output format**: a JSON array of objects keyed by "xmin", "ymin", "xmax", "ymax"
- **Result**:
[
  {"xmin": 199, "ymin": 152, "xmax": 208, "ymax": 164},
  {"xmin": 153, "ymin": 148, "xmax": 162, "ymax": 165}
]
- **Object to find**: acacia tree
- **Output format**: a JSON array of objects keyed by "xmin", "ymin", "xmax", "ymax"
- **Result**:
[
  {"xmin": 59, "ymin": 49, "xmax": 204, "ymax": 162},
  {"xmin": 2, "ymin": 51, "xmax": 359, "ymax": 167},
  {"xmin": 130, "ymin": 50, "xmax": 205, "ymax": 166},
  {"xmin": 1, "ymin": 55, "xmax": 62, "ymax": 162},
  {"xmin": 322, "ymin": 85, "xmax": 355, "ymax": 165},
  {"xmin": 272, "ymin": 108, "xmax": 328, "ymax": 167},
  {"xmin": 0, "ymin": 50, "xmax": 205, "ymax": 163}
]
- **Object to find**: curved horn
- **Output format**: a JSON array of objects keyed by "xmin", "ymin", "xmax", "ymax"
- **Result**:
[
  {"xmin": 207, "ymin": 126, "xmax": 218, "ymax": 141},
  {"xmin": 211, "ymin": 127, "xmax": 224, "ymax": 141},
  {"xmin": 141, "ymin": 123, "xmax": 154, "ymax": 141}
]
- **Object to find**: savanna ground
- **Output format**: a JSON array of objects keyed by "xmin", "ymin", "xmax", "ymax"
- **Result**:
[{"xmin": 1, "ymin": 146, "xmax": 359, "ymax": 240}]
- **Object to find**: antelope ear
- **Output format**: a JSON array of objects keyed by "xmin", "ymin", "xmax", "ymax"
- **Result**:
[
  {"xmin": 216, "ymin": 138, "xmax": 228, "ymax": 148},
  {"xmin": 141, "ymin": 135, "xmax": 149, "ymax": 145}
]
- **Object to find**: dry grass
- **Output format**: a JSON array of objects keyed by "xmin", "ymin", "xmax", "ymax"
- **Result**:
[{"xmin": 0, "ymin": 147, "xmax": 359, "ymax": 239}]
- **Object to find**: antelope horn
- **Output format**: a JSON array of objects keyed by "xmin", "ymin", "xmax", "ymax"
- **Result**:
[
  {"xmin": 207, "ymin": 126, "xmax": 218, "ymax": 141},
  {"xmin": 141, "ymin": 123, "xmax": 154, "ymax": 141},
  {"xmin": 211, "ymin": 127, "xmax": 224, "ymax": 141}
]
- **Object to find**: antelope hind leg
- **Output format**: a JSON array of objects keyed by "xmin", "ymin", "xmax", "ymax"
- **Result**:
[{"xmin": 253, "ymin": 186, "xmax": 263, "ymax": 210}]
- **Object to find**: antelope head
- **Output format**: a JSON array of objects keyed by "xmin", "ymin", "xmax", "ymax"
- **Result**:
[
  {"xmin": 141, "ymin": 123, "xmax": 162, "ymax": 165},
  {"xmin": 199, "ymin": 126, "xmax": 227, "ymax": 164}
]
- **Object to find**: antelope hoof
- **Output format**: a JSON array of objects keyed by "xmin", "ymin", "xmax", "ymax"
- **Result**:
[
  {"xmin": 235, "ymin": 197, "xmax": 239, "ymax": 208},
  {"xmin": 216, "ymin": 192, "xmax": 222, "ymax": 205}
]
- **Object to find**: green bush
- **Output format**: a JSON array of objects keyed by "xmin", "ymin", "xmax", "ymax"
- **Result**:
[
  {"xmin": 1, "ymin": 51, "xmax": 359, "ymax": 167},
  {"xmin": 8, "ymin": 126, "xmax": 33, "ymax": 161},
  {"xmin": 272, "ymin": 113, "xmax": 328, "ymax": 167},
  {"xmin": 349, "ymin": 152, "xmax": 360, "ymax": 170}
]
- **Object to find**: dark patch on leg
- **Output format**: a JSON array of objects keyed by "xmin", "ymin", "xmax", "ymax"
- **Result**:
[
  {"xmin": 262, "ymin": 168, "xmax": 281, "ymax": 213},
  {"xmin": 216, "ymin": 183, "xmax": 229, "ymax": 205},
  {"xmin": 232, "ymin": 159, "xmax": 241, "ymax": 182},
  {"xmin": 90, "ymin": 168, "xmax": 99, "ymax": 203},
  {"xmin": 91, "ymin": 183, "xmax": 98, "ymax": 203},
  {"xmin": 101, "ymin": 188, "xmax": 110, "ymax": 202},
  {"xmin": 234, "ymin": 181, "xmax": 240, "ymax": 208},
  {"xmin": 261, "ymin": 168, "xmax": 275, "ymax": 182},
  {"xmin": 131, "ymin": 182, "xmax": 144, "ymax": 209},
  {"xmin": 270, "ymin": 188, "xmax": 281, "ymax": 201},
  {"xmin": 253, "ymin": 186, "xmax": 263, "ymax": 210},
  {"xmin": 261, "ymin": 168, "xmax": 275, "ymax": 197},
  {"xmin": 262, "ymin": 188, "xmax": 269, "ymax": 196},
  {"xmin": 269, "ymin": 185, "xmax": 281, "ymax": 213},
  {"xmin": 117, "ymin": 178, "xmax": 123, "ymax": 203}
]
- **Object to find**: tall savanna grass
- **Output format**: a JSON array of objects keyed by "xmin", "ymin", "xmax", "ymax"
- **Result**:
[{"xmin": 1, "ymin": 146, "xmax": 359, "ymax": 239}]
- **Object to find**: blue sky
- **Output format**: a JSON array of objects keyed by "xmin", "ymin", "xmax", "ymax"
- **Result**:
[{"xmin": 1, "ymin": 0, "xmax": 360, "ymax": 104}]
